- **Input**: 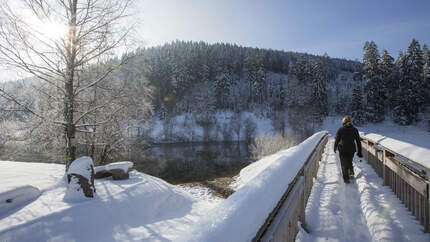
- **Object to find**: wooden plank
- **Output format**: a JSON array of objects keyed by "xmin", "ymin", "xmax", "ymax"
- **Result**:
[
  {"xmin": 385, "ymin": 157, "xmax": 428, "ymax": 196},
  {"xmin": 410, "ymin": 187, "xmax": 413, "ymax": 211}
]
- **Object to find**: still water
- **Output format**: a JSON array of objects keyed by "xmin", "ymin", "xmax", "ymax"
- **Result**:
[{"xmin": 130, "ymin": 141, "xmax": 253, "ymax": 184}]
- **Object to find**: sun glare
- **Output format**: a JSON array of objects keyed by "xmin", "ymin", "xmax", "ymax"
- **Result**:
[{"xmin": 39, "ymin": 21, "xmax": 69, "ymax": 41}]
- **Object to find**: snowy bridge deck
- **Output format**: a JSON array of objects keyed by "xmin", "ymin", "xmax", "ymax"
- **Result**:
[
  {"xmin": 258, "ymin": 133, "xmax": 430, "ymax": 242},
  {"xmin": 296, "ymin": 137, "xmax": 429, "ymax": 242}
]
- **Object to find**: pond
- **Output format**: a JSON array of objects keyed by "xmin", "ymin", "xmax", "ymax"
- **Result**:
[{"xmin": 129, "ymin": 141, "xmax": 253, "ymax": 184}]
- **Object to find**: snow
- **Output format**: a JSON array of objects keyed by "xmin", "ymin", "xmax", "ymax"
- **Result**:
[
  {"xmin": 0, "ymin": 161, "xmax": 219, "ymax": 242},
  {"xmin": 67, "ymin": 156, "xmax": 94, "ymax": 180},
  {"xmin": 0, "ymin": 161, "xmax": 65, "ymax": 194},
  {"xmin": 296, "ymin": 138, "xmax": 429, "ymax": 242},
  {"xmin": 179, "ymin": 131, "xmax": 327, "ymax": 242},
  {"xmin": 104, "ymin": 161, "xmax": 133, "ymax": 172},
  {"xmin": 1, "ymin": 116, "xmax": 429, "ymax": 241},
  {"xmin": 0, "ymin": 186, "xmax": 41, "ymax": 216},
  {"xmin": 363, "ymin": 133, "xmax": 430, "ymax": 169}
]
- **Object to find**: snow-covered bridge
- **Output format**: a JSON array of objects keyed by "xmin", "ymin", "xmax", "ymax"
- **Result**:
[
  {"xmin": 296, "ymin": 136, "xmax": 429, "ymax": 242},
  {"xmin": 181, "ymin": 131, "xmax": 430, "ymax": 242}
]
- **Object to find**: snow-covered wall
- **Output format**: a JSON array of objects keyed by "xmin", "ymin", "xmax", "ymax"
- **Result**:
[{"xmin": 179, "ymin": 131, "xmax": 328, "ymax": 242}]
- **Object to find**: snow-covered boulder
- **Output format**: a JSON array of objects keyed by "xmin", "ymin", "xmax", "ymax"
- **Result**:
[
  {"xmin": 94, "ymin": 166, "xmax": 112, "ymax": 179},
  {"xmin": 0, "ymin": 185, "xmax": 41, "ymax": 215},
  {"xmin": 66, "ymin": 156, "xmax": 96, "ymax": 199},
  {"xmin": 94, "ymin": 161, "xmax": 133, "ymax": 180}
]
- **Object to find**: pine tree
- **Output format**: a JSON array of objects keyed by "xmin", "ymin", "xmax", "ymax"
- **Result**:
[
  {"xmin": 310, "ymin": 61, "xmax": 328, "ymax": 122},
  {"xmin": 244, "ymin": 55, "xmax": 258, "ymax": 103},
  {"xmin": 403, "ymin": 39, "xmax": 425, "ymax": 121},
  {"xmin": 350, "ymin": 83, "xmax": 366, "ymax": 125},
  {"xmin": 379, "ymin": 49, "xmax": 396, "ymax": 110},
  {"xmin": 423, "ymin": 44, "xmax": 430, "ymax": 105},
  {"xmin": 214, "ymin": 66, "xmax": 231, "ymax": 109},
  {"xmin": 363, "ymin": 41, "xmax": 384, "ymax": 122},
  {"xmin": 393, "ymin": 51, "xmax": 411, "ymax": 125},
  {"xmin": 254, "ymin": 62, "xmax": 267, "ymax": 104}
]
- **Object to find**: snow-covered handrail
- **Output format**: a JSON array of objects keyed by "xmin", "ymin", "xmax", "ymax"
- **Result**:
[
  {"xmin": 254, "ymin": 131, "xmax": 328, "ymax": 241},
  {"xmin": 179, "ymin": 131, "xmax": 329, "ymax": 242},
  {"xmin": 360, "ymin": 135, "xmax": 430, "ymax": 232},
  {"xmin": 362, "ymin": 133, "xmax": 430, "ymax": 171}
]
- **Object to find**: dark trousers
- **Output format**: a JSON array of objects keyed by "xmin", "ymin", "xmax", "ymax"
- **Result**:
[{"xmin": 339, "ymin": 152, "xmax": 354, "ymax": 181}]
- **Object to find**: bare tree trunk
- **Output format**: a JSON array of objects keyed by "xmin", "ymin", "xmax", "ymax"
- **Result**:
[
  {"xmin": 0, "ymin": 0, "xmax": 147, "ymax": 173},
  {"xmin": 65, "ymin": 0, "xmax": 78, "ymax": 171}
]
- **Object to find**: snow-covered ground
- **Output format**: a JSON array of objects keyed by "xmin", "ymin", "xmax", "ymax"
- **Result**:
[
  {"xmin": 0, "ymin": 161, "xmax": 219, "ymax": 242},
  {"xmin": 1, "ymin": 116, "xmax": 429, "ymax": 242},
  {"xmin": 0, "ymin": 132, "xmax": 326, "ymax": 242},
  {"xmin": 296, "ymin": 138, "xmax": 429, "ymax": 242}
]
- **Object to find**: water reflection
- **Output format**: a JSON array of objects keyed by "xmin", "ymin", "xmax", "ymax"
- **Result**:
[{"xmin": 130, "ymin": 141, "xmax": 252, "ymax": 184}]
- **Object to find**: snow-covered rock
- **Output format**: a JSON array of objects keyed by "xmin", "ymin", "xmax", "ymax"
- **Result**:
[
  {"xmin": 105, "ymin": 161, "xmax": 133, "ymax": 172},
  {"xmin": 94, "ymin": 161, "xmax": 134, "ymax": 180},
  {"xmin": 66, "ymin": 156, "xmax": 95, "ymax": 199},
  {"xmin": 67, "ymin": 156, "xmax": 94, "ymax": 180}
]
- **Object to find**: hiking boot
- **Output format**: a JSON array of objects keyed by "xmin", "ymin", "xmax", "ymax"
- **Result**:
[{"xmin": 344, "ymin": 179, "xmax": 350, "ymax": 184}]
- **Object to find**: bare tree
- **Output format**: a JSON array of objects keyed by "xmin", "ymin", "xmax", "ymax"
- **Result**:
[{"xmin": 0, "ymin": 0, "xmax": 139, "ymax": 170}]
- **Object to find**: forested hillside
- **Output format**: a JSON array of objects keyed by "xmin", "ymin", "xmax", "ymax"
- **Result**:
[
  {"xmin": 1, "ymin": 39, "xmax": 429, "ymax": 161},
  {"xmin": 132, "ymin": 41, "xmax": 357, "ymax": 115},
  {"xmin": 119, "ymin": 41, "xmax": 360, "ymax": 141},
  {"xmin": 130, "ymin": 39, "xmax": 428, "ymax": 130}
]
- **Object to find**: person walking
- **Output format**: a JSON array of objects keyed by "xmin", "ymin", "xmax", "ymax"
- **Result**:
[{"xmin": 334, "ymin": 116, "xmax": 362, "ymax": 183}]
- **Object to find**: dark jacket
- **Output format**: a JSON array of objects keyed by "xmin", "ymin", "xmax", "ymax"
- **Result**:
[{"xmin": 334, "ymin": 124, "xmax": 362, "ymax": 155}]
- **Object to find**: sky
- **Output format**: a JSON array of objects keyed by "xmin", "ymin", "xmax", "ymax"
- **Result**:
[
  {"xmin": 1, "ymin": 0, "xmax": 430, "ymax": 82},
  {"xmin": 137, "ymin": 0, "xmax": 430, "ymax": 61}
]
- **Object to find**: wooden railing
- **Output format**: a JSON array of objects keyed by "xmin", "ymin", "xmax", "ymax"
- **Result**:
[
  {"xmin": 361, "ymin": 137, "xmax": 430, "ymax": 232},
  {"xmin": 253, "ymin": 133, "xmax": 329, "ymax": 242}
]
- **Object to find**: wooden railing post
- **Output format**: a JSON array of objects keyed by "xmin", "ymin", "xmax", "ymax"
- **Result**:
[
  {"xmin": 427, "ymin": 168, "xmax": 430, "ymax": 233},
  {"xmin": 382, "ymin": 150, "xmax": 387, "ymax": 186}
]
